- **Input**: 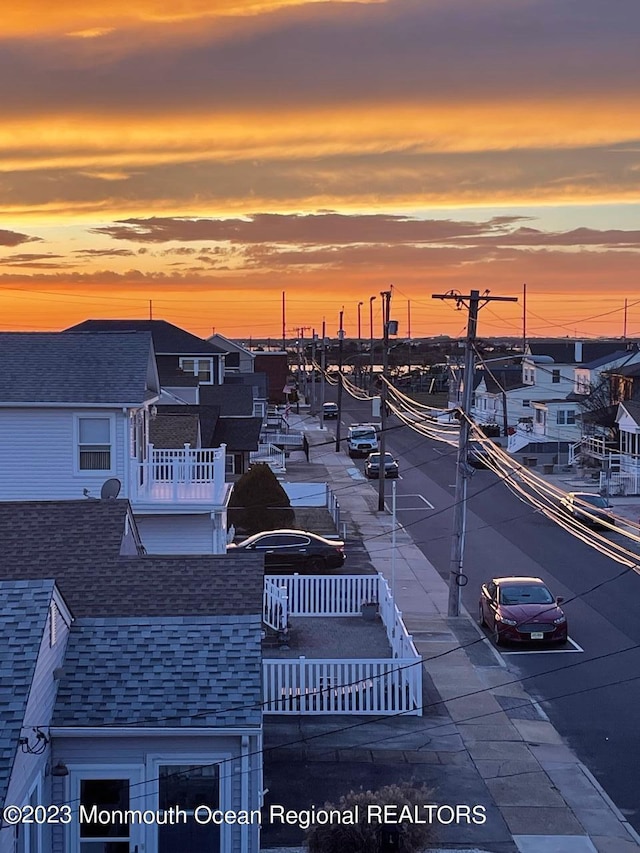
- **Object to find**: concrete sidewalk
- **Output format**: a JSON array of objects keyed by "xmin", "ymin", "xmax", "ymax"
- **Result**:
[{"xmin": 263, "ymin": 411, "xmax": 640, "ymax": 853}]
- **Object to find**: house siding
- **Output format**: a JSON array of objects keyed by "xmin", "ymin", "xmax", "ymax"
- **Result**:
[
  {"xmin": 0, "ymin": 408, "xmax": 127, "ymax": 501},
  {"xmin": 51, "ymin": 732, "xmax": 262, "ymax": 853},
  {"xmin": 2, "ymin": 604, "xmax": 71, "ymax": 853},
  {"xmin": 135, "ymin": 513, "xmax": 219, "ymax": 553}
]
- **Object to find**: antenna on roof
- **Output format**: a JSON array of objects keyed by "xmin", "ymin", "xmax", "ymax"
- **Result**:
[{"xmin": 100, "ymin": 478, "xmax": 122, "ymax": 500}]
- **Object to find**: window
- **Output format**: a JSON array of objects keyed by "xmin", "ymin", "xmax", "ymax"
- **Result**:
[
  {"xmin": 522, "ymin": 400, "xmax": 530, "ymax": 408},
  {"xmin": 225, "ymin": 454, "xmax": 235, "ymax": 475},
  {"xmin": 179, "ymin": 357, "xmax": 213, "ymax": 384},
  {"xmin": 158, "ymin": 764, "xmax": 220, "ymax": 853},
  {"xmin": 535, "ymin": 409, "xmax": 544, "ymax": 423},
  {"xmin": 552, "ymin": 369, "xmax": 561, "ymax": 384},
  {"xmin": 77, "ymin": 417, "xmax": 113, "ymax": 471},
  {"xmin": 557, "ymin": 410, "xmax": 576, "ymax": 425}
]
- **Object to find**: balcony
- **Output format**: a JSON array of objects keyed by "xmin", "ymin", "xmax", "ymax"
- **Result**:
[{"xmin": 131, "ymin": 445, "xmax": 227, "ymax": 506}]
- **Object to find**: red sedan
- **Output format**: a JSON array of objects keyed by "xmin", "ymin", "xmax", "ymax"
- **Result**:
[{"xmin": 479, "ymin": 576, "xmax": 568, "ymax": 646}]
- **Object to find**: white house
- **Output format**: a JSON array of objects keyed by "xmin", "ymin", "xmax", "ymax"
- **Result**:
[
  {"xmin": 0, "ymin": 332, "xmax": 231, "ymax": 554},
  {"xmin": 0, "ymin": 501, "xmax": 265, "ymax": 853}
]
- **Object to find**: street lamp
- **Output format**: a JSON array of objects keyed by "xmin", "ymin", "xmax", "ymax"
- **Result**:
[
  {"xmin": 357, "ymin": 301, "xmax": 363, "ymax": 341},
  {"xmin": 369, "ymin": 296, "xmax": 377, "ymax": 390}
]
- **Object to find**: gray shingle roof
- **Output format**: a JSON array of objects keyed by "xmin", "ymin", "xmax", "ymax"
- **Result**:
[
  {"xmin": 199, "ymin": 384, "xmax": 254, "ymax": 415},
  {"xmin": 527, "ymin": 341, "xmax": 631, "ymax": 366},
  {"xmin": 0, "ymin": 579, "xmax": 55, "ymax": 807},
  {"xmin": 52, "ymin": 616, "xmax": 261, "ymax": 728},
  {"xmin": 67, "ymin": 320, "xmax": 227, "ymax": 355},
  {"xmin": 0, "ymin": 332, "xmax": 156, "ymax": 404},
  {"xmin": 150, "ymin": 412, "xmax": 200, "ymax": 448},
  {"xmin": 0, "ymin": 500, "xmax": 264, "ymax": 618},
  {"xmin": 212, "ymin": 417, "xmax": 262, "ymax": 451}
]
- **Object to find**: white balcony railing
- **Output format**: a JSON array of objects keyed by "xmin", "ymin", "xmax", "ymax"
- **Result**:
[{"xmin": 132, "ymin": 444, "xmax": 226, "ymax": 504}]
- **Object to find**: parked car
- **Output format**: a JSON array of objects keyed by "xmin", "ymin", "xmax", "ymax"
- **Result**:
[
  {"xmin": 560, "ymin": 492, "xmax": 615, "ymax": 528},
  {"xmin": 364, "ymin": 452, "xmax": 399, "ymax": 479},
  {"xmin": 322, "ymin": 402, "xmax": 339, "ymax": 419},
  {"xmin": 467, "ymin": 439, "xmax": 501, "ymax": 469},
  {"xmin": 479, "ymin": 576, "xmax": 568, "ymax": 646},
  {"xmin": 227, "ymin": 529, "xmax": 346, "ymax": 572}
]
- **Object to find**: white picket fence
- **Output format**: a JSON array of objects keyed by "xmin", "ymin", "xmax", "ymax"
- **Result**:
[
  {"xmin": 262, "ymin": 574, "xmax": 422, "ymax": 715},
  {"xmin": 263, "ymin": 579, "xmax": 289, "ymax": 631}
]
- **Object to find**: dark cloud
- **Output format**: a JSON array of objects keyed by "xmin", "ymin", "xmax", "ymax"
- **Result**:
[
  {"xmin": 0, "ymin": 0, "xmax": 638, "ymax": 113},
  {"xmin": 0, "ymin": 252, "xmax": 66, "ymax": 264},
  {"xmin": 90, "ymin": 213, "xmax": 640, "ymax": 255},
  {"xmin": 72, "ymin": 248, "xmax": 136, "ymax": 257},
  {"xmin": 91, "ymin": 213, "xmax": 524, "ymax": 245},
  {"xmin": 0, "ymin": 229, "xmax": 42, "ymax": 247}
]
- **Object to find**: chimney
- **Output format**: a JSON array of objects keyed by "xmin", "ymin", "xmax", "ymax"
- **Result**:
[{"xmin": 575, "ymin": 341, "xmax": 583, "ymax": 363}]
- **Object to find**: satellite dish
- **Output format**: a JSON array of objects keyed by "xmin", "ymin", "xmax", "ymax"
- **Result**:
[{"xmin": 100, "ymin": 478, "xmax": 122, "ymax": 500}]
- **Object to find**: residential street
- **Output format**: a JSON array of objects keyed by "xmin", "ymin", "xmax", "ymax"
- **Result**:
[{"xmin": 343, "ymin": 398, "xmax": 640, "ymax": 837}]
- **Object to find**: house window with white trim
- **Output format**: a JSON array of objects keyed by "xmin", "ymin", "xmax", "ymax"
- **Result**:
[
  {"xmin": 77, "ymin": 416, "xmax": 113, "ymax": 471},
  {"xmin": 552, "ymin": 369, "xmax": 561, "ymax": 384},
  {"xmin": 180, "ymin": 357, "xmax": 213, "ymax": 384},
  {"xmin": 556, "ymin": 409, "xmax": 576, "ymax": 425}
]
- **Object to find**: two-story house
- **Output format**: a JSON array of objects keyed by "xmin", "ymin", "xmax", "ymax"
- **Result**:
[
  {"xmin": 0, "ymin": 499, "xmax": 264, "ymax": 853},
  {"xmin": 0, "ymin": 332, "xmax": 231, "ymax": 553}
]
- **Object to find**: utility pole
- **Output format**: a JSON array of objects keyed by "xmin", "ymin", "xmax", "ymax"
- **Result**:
[
  {"xmin": 432, "ymin": 289, "xmax": 518, "ymax": 616},
  {"xmin": 522, "ymin": 283, "xmax": 527, "ymax": 353},
  {"xmin": 369, "ymin": 295, "xmax": 377, "ymax": 391},
  {"xmin": 378, "ymin": 289, "xmax": 392, "ymax": 512},
  {"xmin": 320, "ymin": 319, "xmax": 326, "ymax": 429},
  {"xmin": 282, "ymin": 291, "xmax": 286, "ymax": 351},
  {"xmin": 335, "ymin": 310, "xmax": 345, "ymax": 452},
  {"xmin": 357, "ymin": 301, "xmax": 364, "ymax": 388},
  {"xmin": 311, "ymin": 329, "xmax": 317, "ymax": 415}
]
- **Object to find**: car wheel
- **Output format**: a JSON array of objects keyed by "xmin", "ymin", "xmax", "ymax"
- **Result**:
[
  {"xmin": 493, "ymin": 623, "xmax": 505, "ymax": 647},
  {"xmin": 306, "ymin": 556, "xmax": 326, "ymax": 572},
  {"xmin": 478, "ymin": 604, "xmax": 486, "ymax": 627}
]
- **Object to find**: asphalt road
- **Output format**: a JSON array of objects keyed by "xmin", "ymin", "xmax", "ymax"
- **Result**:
[{"xmin": 336, "ymin": 395, "xmax": 640, "ymax": 833}]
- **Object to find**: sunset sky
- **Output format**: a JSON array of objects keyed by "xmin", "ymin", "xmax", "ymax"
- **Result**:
[{"xmin": 1, "ymin": 0, "xmax": 639, "ymax": 341}]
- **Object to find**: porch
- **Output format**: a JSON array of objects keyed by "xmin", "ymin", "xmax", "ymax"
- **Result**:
[
  {"xmin": 130, "ymin": 445, "xmax": 227, "ymax": 505},
  {"xmin": 262, "ymin": 574, "xmax": 422, "ymax": 716}
]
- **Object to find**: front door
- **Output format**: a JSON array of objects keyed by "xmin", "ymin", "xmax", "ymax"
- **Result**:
[{"xmin": 70, "ymin": 767, "xmax": 143, "ymax": 853}]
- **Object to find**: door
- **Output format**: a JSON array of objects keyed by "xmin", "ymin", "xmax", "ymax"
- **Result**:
[{"xmin": 70, "ymin": 767, "xmax": 143, "ymax": 853}]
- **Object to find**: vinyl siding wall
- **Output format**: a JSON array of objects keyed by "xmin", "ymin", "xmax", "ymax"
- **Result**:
[
  {"xmin": 2, "ymin": 603, "xmax": 71, "ymax": 853},
  {"xmin": 0, "ymin": 408, "xmax": 127, "ymax": 501},
  {"xmin": 51, "ymin": 732, "xmax": 262, "ymax": 853}
]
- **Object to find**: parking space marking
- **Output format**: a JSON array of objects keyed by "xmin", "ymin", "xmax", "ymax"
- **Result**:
[
  {"xmin": 501, "ymin": 637, "xmax": 584, "ymax": 655},
  {"xmin": 394, "ymin": 494, "xmax": 435, "ymax": 510}
]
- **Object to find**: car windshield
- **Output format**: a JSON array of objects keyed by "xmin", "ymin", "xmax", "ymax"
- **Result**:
[
  {"xmin": 578, "ymin": 494, "xmax": 608, "ymax": 508},
  {"xmin": 499, "ymin": 585, "xmax": 554, "ymax": 605}
]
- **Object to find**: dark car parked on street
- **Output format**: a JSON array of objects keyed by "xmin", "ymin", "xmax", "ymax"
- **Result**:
[
  {"xmin": 322, "ymin": 402, "xmax": 339, "ymax": 419},
  {"xmin": 364, "ymin": 452, "xmax": 399, "ymax": 479},
  {"xmin": 479, "ymin": 576, "xmax": 568, "ymax": 646},
  {"xmin": 560, "ymin": 492, "xmax": 615, "ymax": 528},
  {"xmin": 228, "ymin": 529, "xmax": 346, "ymax": 572}
]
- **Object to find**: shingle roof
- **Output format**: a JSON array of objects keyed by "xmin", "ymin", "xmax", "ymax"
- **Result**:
[
  {"xmin": 199, "ymin": 384, "xmax": 254, "ymax": 415},
  {"xmin": 224, "ymin": 372, "xmax": 268, "ymax": 399},
  {"xmin": 150, "ymin": 413, "xmax": 200, "ymax": 448},
  {"xmin": 52, "ymin": 616, "xmax": 261, "ymax": 728},
  {"xmin": 0, "ymin": 501, "xmax": 264, "ymax": 617},
  {"xmin": 0, "ymin": 500, "xmax": 134, "ymax": 561},
  {"xmin": 527, "ymin": 341, "xmax": 630, "ymax": 365},
  {"xmin": 212, "ymin": 417, "xmax": 262, "ymax": 451},
  {"xmin": 67, "ymin": 320, "xmax": 226, "ymax": 355},
  {"xmin": 618, "ymin": 400, "xmax": 640, "ymax": 425},
  {"xmin": 0, "ymin": 580, "xmax": 55, "ymax": 807},
  {"xmin": 0, "ymin": 332, "xmax": 156, "ymax": 404},
  {"xmin": 481, "ymin": 367, "xmax": 526, "ymax": 394}
]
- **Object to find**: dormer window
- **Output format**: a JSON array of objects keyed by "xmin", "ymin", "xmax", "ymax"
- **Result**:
[{"xmin": 179, "ymin": 357, "xmax": 213, "ymax": 384}]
